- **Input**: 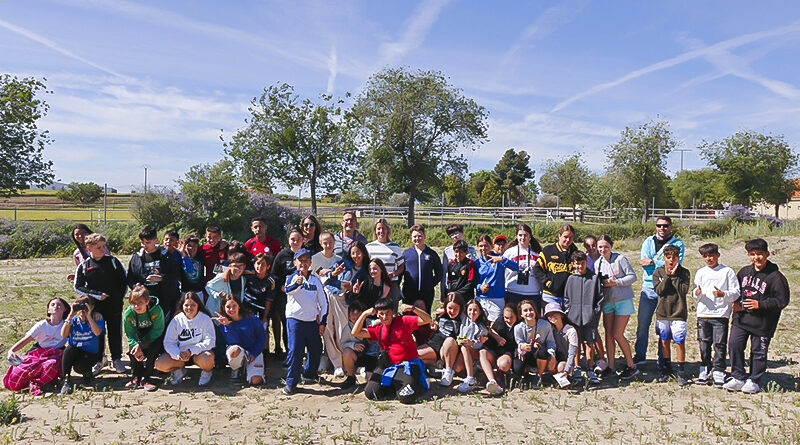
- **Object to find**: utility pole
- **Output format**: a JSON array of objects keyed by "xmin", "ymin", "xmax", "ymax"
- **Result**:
[
  {"xmin": 103, "ymin": 183, "xmax": 107, "ymax": 225},
  {"xmin": 143, "ymin": 166, "xmax": 148, "ymax": 193},
  {"xmin": 675, "ymin": 149, "xmax": 692, "ymax": 172}
]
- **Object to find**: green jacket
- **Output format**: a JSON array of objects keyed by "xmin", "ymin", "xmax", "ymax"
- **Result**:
[{"xmin": 123, "ymin": 297, "xmax": 165, "ymax": 348}]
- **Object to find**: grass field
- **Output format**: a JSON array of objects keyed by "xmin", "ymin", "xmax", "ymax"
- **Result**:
[
  {"xmin": 0, "ymin": 235, "xmax": 798, "ymax": 443},
  {"xmin": 0, "ymin": 208, "xmax": 133, "ymax": 223}
]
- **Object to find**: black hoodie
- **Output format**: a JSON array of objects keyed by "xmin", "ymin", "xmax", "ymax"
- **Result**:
[{"xmin": 734, "ymin": 261, "xmax": 790, "ymax": 338}]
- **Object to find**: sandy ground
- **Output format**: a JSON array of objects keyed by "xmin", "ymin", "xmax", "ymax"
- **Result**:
[{"xmin": 0, "ymin": 235, "xmax": 799, "ymax": 444}]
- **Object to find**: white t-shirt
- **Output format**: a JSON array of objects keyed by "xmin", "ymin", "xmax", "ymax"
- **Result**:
[
  {"xmin": 693, "ymin": 263, "xmax": 740, "ymax": 319},
  {"xmin": 311, "ymin": 252, "xmax": 342, "ymax": 279},
  {"xmin": 26, "ymin": 319, "xmax": 67, "ymax": 349},
  {"xmin": 503, "ymin": 245, "xmax": 541, "ymax": 295}
]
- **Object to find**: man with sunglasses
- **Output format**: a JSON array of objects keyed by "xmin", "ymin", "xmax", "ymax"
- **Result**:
[
  {"xmin": 334, "ymin": 211, "xmax": 368, "ymax": 261},
  {"xmin": 634, "ymin": 216, "xmax": 685, "ymax": 368}
]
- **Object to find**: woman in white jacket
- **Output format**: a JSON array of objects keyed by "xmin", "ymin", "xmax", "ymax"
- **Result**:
[
  {"xmin": 594, "ymin": 235, "xmax": 639, "ymax": 380},
  {"xmin": 155, "ymin": 292, "xmax": 216, "ymax": 386}
]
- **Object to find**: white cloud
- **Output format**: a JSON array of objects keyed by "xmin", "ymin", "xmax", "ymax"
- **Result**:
[
  {"xmin": 376, "ymin": 0, "xmax": 452, "ymax": 67},
  {"xmin": 552, "ymin": 19, "xmax": 800, "ymax": 112},
  {"xmin": 326, "ymin": 44, "xmax": 338, "ymax": 94}
]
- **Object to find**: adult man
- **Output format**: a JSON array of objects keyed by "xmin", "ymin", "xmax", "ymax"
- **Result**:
[
  {"xmin": 401, "ymin": 225, "xmax": 442, "ymax": 312},
  {"xmin": 333, "ymin": 211, "xmax": 368, "ymax": 261},
  {"xmin": 440, "ymin": 224, "xmax": 478, "ymax": 296},
  {"xmin": 634, "ymin": 216, "xmax": 684, "ymax": 366}
]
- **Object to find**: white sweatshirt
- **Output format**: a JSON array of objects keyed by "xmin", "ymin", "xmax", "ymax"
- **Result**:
[
  {"xmin": 693, "ymin": 263, "xmax": 740, "ymax": 319},
  {"xmin": 285, "ymin": 272, "xmax": 329, "ymax": 324},
  {"xmin": 163, "ymin": 312, "xmax": 216, "ymax": 360}
]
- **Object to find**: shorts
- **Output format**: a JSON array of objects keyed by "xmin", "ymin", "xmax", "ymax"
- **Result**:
[
  {"xmin": 555, "ymin": 349, "xmax": 568, "ymax": 363},
  {"xmin": 424, "ymin": 333, "xmax": 448, "ymax": 360},
  {"xmin": 355, "ymin": 353, "xmax": 378, "ymax": 371},
  {"xmin": 602, "ymin": 298, "xmax": 635, "ymax": 316},
  {"xmin": 656, "ymin": 320, "xmax": 687, "ymax": 344},
  {"xmin": 577, "ymin": 325, "xmax": 598, "ymax": 343},
  {"xmin": 478, "ymin": 298, "xmax": 505, "ymax": 322}
]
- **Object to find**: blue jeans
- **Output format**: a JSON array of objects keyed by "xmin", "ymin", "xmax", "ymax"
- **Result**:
[
  {"xmin": 285, "ymin": 318, "xmax": 322, "ymax": 388},
  {"xmin": 634, "ymin": 287, "xmax": 664, "ymax": 366}
]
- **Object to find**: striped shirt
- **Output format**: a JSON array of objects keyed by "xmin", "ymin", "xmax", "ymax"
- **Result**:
[{"xmin": 366, "ymin": 240, "xmax": 405, "ymax": 282}]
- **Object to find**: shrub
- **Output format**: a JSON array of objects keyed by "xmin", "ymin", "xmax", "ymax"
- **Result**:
[
  {"xmin": 0, "ymin": 395, "xmax": 21, "ymax": 425},
  {"xmin": 131, "ymin": 188, "xmax": 179, "ymax": 231},
  {"xmin": 55, "ymin": 182, "xmax": 103, "ymax": 204}
]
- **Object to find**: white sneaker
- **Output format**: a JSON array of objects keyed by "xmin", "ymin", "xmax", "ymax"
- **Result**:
[
  {"xmin": 357, "ymin": 367, "xmax": 366, "ymax": 378},
  {"xmin": 741, "ymin": 379, "xmax": 760, "ymax": 394},
  {"xmin": 486, "ymin": 379, "xmax": 503, "ymax": 395},
  {"xmin": 723, "ymin": 378, "xmax": 745, "ymax": 392},
  {"xmin": 198, "ymin": 370, "xmax": 213, "ymax": 386},
  {"xmin": 113, "ymin": 359, "xmax": 127, "ymax": 374},
  {"xmin": 92, "ymin": 356, "xmax": 109, "ymax": 376},
  {"xmin": 457, "ymin": 376, "xmax": 477, "ymax": 393},
  {"xmin": 593, "ymin": 359, "xmax": 608, "ymax": 375},
  {"xmin": 333, "ymin": 367, "xmax": 345, "ymax": 378},
  {"xmin": 230, "ymin": 368, "xmax": 240, "ymax": 380},
  {"xmin": 712, "ymin": 371, "xmax": 726, "ymax": 388},
  {"xmin": 440, "ymin": 368, "xmax": 454, "ymax": 387},
  {"xmin": 696, "ymin": 367, "xmax": 710, "ymax": 385},
  {"xmin": 170, "ymin": 368, "xmax": 186, "ymax": 386}
]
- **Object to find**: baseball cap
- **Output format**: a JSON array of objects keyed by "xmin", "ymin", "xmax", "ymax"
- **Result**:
[
  {"xmin": 493, "ymin": 235, "xmax": 508, "ymax": 244},
  {"xmin": 293, "ymin": 248, "xmax": 312, "ymax": 260}
]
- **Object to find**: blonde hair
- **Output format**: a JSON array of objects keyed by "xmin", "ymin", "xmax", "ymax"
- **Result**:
[{"xmin": 84, "ymin": 233, "xmax": 106, "ymax": 246}]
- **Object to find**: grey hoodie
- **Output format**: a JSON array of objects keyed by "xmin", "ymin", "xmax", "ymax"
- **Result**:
[
  {"xmin": 563, "ymin": 270, "xmax": 604, "ymax": 328},
  {"xmin": 594, "ymin": 253, "xmax": 637, "ymax": 303},
  {"xmin": 514, "ymin": 319, "xmax": 556, "ymax": 357}
]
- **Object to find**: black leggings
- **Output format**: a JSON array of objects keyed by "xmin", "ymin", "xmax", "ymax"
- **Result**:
[
  {"xmin": 128, "ymin": 342, "xmax": 161, "ymax": 382},
  {"xmin": 512, "ymin": 347, "xmax": 551, "ymax": 376},
  {"xmin": 62, "ymin": 345, "xmax": 101, "ymax": 379},
  {"xmin": 95, "ymin": 300, "xmax": 123, "ymax": 360},
  {"xmin": 365, "ymin": 365, "xmax": 424, "ymax": 404}
]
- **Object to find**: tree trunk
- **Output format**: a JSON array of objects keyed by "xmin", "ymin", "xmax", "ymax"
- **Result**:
[
  {"xmin": 310, "ymin": 174, "xmax": 318, "ymax": 215},
  {"xmin": 641, "ymin": 197, "xmax": 648, "ymax": 224},
  {"xmin": 407, "ymin": 179, "xmax": 418, "ymax": 227},
  {"xmin": 775, "ymin": 204, "xmax": 780, "ymax": 219},
  {"xmin": 572, "ymin": 204, "xmax": 577, "ymax": 222}
]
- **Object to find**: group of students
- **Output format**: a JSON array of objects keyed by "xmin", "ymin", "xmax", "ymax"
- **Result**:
[{"xmin": 2, "ymin": 213, "xmax": 790, "ymax": 404}]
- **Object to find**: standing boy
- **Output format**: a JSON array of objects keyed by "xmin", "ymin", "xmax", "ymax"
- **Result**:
[
  {"xmin": 246, "ymin": 217, "xmax": 281, "ymax": 259},
  {"xmin": 562, "ymin": 251, "xmax": 604, "ymax": 383},
  {"xmin": 401, "ymin": 225, "xmax": 442, "ymax": 313},
  {"xmin": 653, "ymin": 245, "xmax": 691, "ymax": 385},
  {"xmin": 446, "ymin": 240, "xmax": 480, "ymax": 302},
  {"xmin": 692, "ymin": 243, "xmax": 740, "ymax": 387},
  {"xmin": 441, "ymin": 224, "xmax": 478, "ymax": 296},
  {"xmin": 127, "ymin": 226, "xmax": 180, "ymax": 320},
  {"xmin": 201, "ymin": 225, "xmax": 228, "ymax": 284},
  {"xmin": 723, "ymin": 239, "xmax": 790, "ymax": 394},
  {"xmin": 74, "ymin": 233, "xmax": 128, "ymax": 374},
  {"xmin": 282, "ymin": 248, "xmax": 329, "ymax": 395}
]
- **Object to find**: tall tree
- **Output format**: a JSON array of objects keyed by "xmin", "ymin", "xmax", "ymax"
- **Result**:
[
  {"xmin": 493, "ymin": 148, "xmax": 535, "ymax": 205},
  {"xmin": 0, "ymin": 75, "xmax": 54, "ymax": 196},
  {"xmin": 668, "ymin": 168, "xmax": 727, "ymax": 209},
  {"xmin": 465, "ymin": 170, "xmax": 495, "ymax": 206},
  {"xmin": 700, "ymin": 130, "xmax": 799, "ymax": 217},
  {"xmin": 351, "ymin": 67, "xmax": 488, "ymax": 226},
  {"xmin": 539, "ymin": 153, "xmax": 591, "ymax": 219},
  {"xmin": 177, "ymin": 160, "xmax": 249, "ymax": 233},
  {"xmin": 441, "ymin": 173, "xmax": 467, "ymax": 206},
  {"xmin": 224, "ymin": 83, "xmax": 356, "ymax": 215},
  {"xmin": 605, "ymin": 120, "xmax": 678, "ymax": 223}
]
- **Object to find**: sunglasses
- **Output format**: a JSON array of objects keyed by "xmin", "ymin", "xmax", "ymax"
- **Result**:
[
  {"xmin": 656, "ymin": 224, "xmax": 671, "ymax": 228},
  {"xmin": 302, "ymin": 222, "xmax": 315, "ymax": 227}
]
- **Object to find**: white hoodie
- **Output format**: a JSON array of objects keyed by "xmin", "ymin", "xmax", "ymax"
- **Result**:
[
  {"xmin": 693, "ymin": 263, "xmax": 740, "ymax": 319},
  {"xmin": 163, "ymin": 312, "xmax": 216, "ymax": 360}
]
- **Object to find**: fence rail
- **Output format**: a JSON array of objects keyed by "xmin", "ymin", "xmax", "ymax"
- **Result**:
[{"xmin": 0, "ymin": 203, "xmax": 724, "ymax": 225}]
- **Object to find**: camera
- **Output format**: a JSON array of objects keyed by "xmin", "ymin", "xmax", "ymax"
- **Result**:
[
  {"xmin": 72, "ymin": 303, "xmax": 88, "ymax": 312},
  {"xmin": 517, "ymin": 271, "xmax": 530, "ymax": 286}
]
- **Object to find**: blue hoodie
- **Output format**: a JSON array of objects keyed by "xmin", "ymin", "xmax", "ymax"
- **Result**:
[
  {"xmin": 221, "ymin": 315, "xmax": 267, "ymax": 358},
  {"xmin": 476, "ymin": 254, "xmax": 519, "ymax": 300},
  {"xmin": 640, "ymin": 235, "xmax": 684, "ymax": 290}
]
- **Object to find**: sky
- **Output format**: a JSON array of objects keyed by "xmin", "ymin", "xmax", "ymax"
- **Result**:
[{"xmin": 3, "ymin": 0, "xmax": 800, "ymax": 194}]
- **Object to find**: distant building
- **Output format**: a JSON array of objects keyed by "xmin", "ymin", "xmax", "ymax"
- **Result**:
[
  {"xmin": 751, "ymin": 178, "xmax": 800, "ymax": 220},
  {"xmin": 29, "ymin": 182, "xmax": 118, "ymax": 193}
]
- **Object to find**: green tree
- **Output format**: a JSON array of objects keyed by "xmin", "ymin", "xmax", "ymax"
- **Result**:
[
  {"xmin": 465, "ymin": 170, "xmax": 495, "ymax": 206},
  {"xmin": 0, "ymin": 75, "xmax": 54, "ymax": 196},
  {"xmin": 177, "ymin": 160, "xmax": 248, "ymax": 233},
  {"xmin": 224, "ymin": 83, "xmax": 356, "ymax": 215},
  {"xmin": 700, "ymin": 130, "xmax": 799, "ymax": 217},
  {"xmin": 669, "ymin": 168, "xmax": 727, "ymax": 208},
  {"xmin": 493, "ymin": 148, "xmax": 535, "ymax": 205},
  {"xmin": 55, "ymin": 182, "xmax": 103, "ymax": 204},
  {"xmin": 441, "ymin": 173, "xmax": 467, "ymax": 206},
  {"xmin": 539, "ymin": 153, "xmax": 591, "ymax": 218},
  {"xmin": 477, "ymin": 176, "xmax": 502, "ymax": 207},
  {"xmin": 605, "ymin": 120, "xmax": 679, "ymax": 223},
  {"xmin": 351, "ymin": 67, "xmax": 488, "ymax": 226}
]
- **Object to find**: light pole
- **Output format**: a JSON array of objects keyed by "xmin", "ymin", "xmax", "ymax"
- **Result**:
[{"xmin": 675, "ymin": 149, "xmax": 692, "ymax": 171}]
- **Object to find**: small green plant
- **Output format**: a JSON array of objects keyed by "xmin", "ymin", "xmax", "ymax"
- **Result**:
[{"xmin": 0, "ymin": 396, "xmax": 21, "ymax": 425}]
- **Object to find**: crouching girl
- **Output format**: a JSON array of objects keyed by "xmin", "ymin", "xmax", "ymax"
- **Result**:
[
  {"xmin": 513, "ymin": 299, "xmax": 556, "ymax": 387},
  {"xmin": 352, "ymin": 298, "xmax": 432, "ymax": 404},
  {"xmin": 213, "ymin": 293, "xmax": 267, "ymax": 385},
  {"xmin": 60, "ymin": 296, "xmax": 105, "ymax": 394},
  {"xmin": 123, "ymin": 284, "xmax": 165, "ymax": 391},
  {"xmin": 4, "ymin": 297, "xmax": 69, "ymax": 395},
  {"xmin": 155, "ymin": 292, "xmax": 216, "ymax": 386}
]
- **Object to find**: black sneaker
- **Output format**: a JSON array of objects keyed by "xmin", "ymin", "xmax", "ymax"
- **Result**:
[
  {"xmin": 618, "ymin": 366, "xmax": 640, "ymax": 380},
  {"xmin": 677, "ymin": 372, "xmax": 690, "ymax": 387},
  {"xmin": 341, "ymin": 376, "xmax": 357, "ymax": 390},
  {"xmin": 301, "ymin": 375, "xmax": 318, "ymax": 385},
  {"xmin": 601, "ymin": 367, "xmax": 615, "ymax": 378},
  {"xmin": 657, "ymin": 372, "xmax": 673, "ymax": 383},
  {"xmin": 633, "ymin": 355, "xmax": 647, "ymax": 366}
]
